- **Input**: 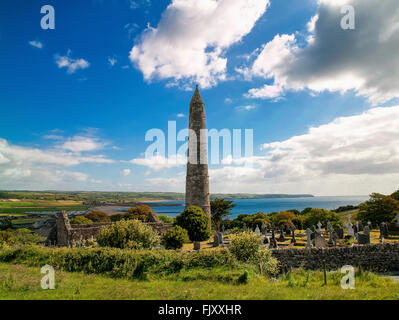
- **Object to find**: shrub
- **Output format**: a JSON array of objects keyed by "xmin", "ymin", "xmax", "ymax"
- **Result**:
[
  {"xmin": 0, "ymin": 231, "xmax": 45, "ymax": 246},
  {"xmin": 158, "ymin": 215, "xmax": 175, "ymax": 224},
  {"xmin": 70, "ymin": 216, "xmax": 93, "ymax": 225},
  {"xmin": 97, "ymin": 219, "xmax": 160, "ymax": 250},
  {"xmin": 229, "ymin": 232, "xmax": 263, "ymax": 262},
  {"xmin": 0, "ymin": 218, "xmax": 13, "ymax": 231},
  {"xmin": 84, "ymin": 211, "xmax": 110, "ymax": 223},
  {"xmin": 126, "ymin": 205, "xmax": 158, "ymax": 222},
  {"xmin": 175, "ymin": 206, "xmax": 210, "ymax": 243},
  {"xmin": 110, "ymin": 214, "xmax": 126, "ymax": 222},
  {"xmin": 162, "ymin": 226, "xmax": 189, "ymax": 250}
]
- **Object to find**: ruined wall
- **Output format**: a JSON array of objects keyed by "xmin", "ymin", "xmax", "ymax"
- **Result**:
[
  {"xmin": 271, "ymin": 243, "xmax": 399, "ymax": 272},
  {"xmin": 49, "ymin": 211, "xmax": 173, "ymax": 246}
]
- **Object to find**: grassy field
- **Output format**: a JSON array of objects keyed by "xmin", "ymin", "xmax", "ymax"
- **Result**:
[
  {"xmin": 0, "ymin": 200, "xmax": 85, "ymax": 215},
  {"xmin": 0, "ymin": 263, "xmax": 398, "ymax": 300}
]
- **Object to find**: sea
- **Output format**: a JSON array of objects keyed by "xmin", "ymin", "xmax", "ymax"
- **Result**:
[{"xmin": 148, "ymin": 196, "xmax": 369, "ymax": 219}]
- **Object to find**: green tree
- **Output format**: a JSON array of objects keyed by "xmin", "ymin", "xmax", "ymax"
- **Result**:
[
  {"xmin": 304, "ymin": 208, "xmax": 342, "ymax": 228},
  {"xmin": 161, "ymin": 225, "xmax": 189, "ymax": 250},
  {"xmin": 358, "ymin": 193, "xmax": 399, "ymax": 227},
  {"xmin": 126, "ymin": 205, "xmax": 158, "ymax": 222},
  {"xmin": 175, "ymin": 206, "xmax": 210, "ymax": 249},
  {"xmin": 242, "ymin": 212, "xmax": 270, "ymax": 230},
  {"xmin": 391, "ymin": 189, "xmax": 399, "ymax": 201},
  {"xmin": 210, "ymin": 198, "xmax": 236, "ymax": 231}
]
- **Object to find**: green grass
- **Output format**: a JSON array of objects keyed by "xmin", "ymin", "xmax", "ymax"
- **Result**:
[{"xmin": 0, "ymin": 263, "xmax": 398, "ymax": 300}]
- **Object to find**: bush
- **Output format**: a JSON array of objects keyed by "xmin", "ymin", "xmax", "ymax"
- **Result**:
[
  {"xmin": 97, "ymin": 219, "xmax": 160, "ymax": 250},
  {"xmin": 175, "ymin": 206, "xmax": 210, "ymax": 243},
  {"xmin": 229, "ymin": 232, "xmax": 263, "ymax": 262},
  {"xmin": 162, "ymin": 226, "xmax": 189, "ymax": 250},
  {"xmin": 84, "ymin": 211, "xmax": 110, "ymax": 223},
  {"xmin": 70, "ymin": 216, "xmax": 93, "ymax": 224},
  {"xmin": 110, "ymin": 214, "xmax": 126, "ymax": 222},
  {"xmin": 0, "ymin": 218, "xmax": 13, "ymax": 231},
  {"xmin": 0, "ymin": 231, "xmax": 45, "ymax": 246}
]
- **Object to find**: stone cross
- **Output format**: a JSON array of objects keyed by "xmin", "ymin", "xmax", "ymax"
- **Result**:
[
  {"xmin": 327, "ymin": 222, "xmax": 334, "ymax": 245},
  {"xmin": 347, "ymin": 213, "xmax": 352, "ymax": 225},
  {"xmin": 317, "ymin": 221, "xmax": 322, "ymax": 234},
  {"xmin": 305, "ymin": 228, "xmax": 313, "ymax": 248}
]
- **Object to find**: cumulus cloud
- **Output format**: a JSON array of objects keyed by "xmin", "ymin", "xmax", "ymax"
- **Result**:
[
  {"xmin": 0, "ymin": 137, "xmax": 113, "ymax": 190},
  {"xmin": 55, "ymin": 51, "xmax": 90, "ymax": 74},
  {"xmin": 245, "ymin": 0, "xmax": 399, "ymax": 104},
  {"xmin": 130, "ymin": 0, "xmax": 270, "ymax": 88},
  {"xmin": 59, "ymin": 136, "xmax": 107, "ymax": 153}
]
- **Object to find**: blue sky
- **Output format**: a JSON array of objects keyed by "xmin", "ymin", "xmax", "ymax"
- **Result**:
[{"xmin": 1, "ymin": 0, "xmax": 399, "ymax": 195}]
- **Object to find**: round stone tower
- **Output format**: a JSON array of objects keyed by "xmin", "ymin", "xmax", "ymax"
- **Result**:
[{"xmin": 185, "ymin": 85, "xmax": 211, "ymax": 218}]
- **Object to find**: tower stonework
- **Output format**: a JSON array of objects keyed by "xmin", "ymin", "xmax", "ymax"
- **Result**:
[{"xmin": 185, "ymin": 85, "xmax": 211, "ymax": 218}]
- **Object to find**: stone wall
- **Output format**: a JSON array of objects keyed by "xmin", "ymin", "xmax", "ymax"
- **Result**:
[
  {"xmin": 271, "ymin": 243, "xmax": 399, "ymax": 272},
  {"xmin": 48, "ymin": 211, "xmax": 173, "ymax": 246}
]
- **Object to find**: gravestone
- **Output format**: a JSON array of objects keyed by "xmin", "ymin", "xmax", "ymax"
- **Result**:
[
  {"xmin": 221, "ymin": 225, "xmax": 225, "ymax": 234},
  {"xmin": 217, "ymin": 232, "xmax": 223, "ymax": 244},
  {"xmin": 278, "ymin": 228, "xmax": 286, "ymax": 242},
  {"xmin": 314, "ymin": 233, "xmax": 328, "ymax": 248},
  {"xmin": 213, "ymin": 233, "xmax": 220, "ymax": 247},
  {"xmin": 358, "ymin": 226, "xmax": 370, "ymax": 245},
  {"xmin": 243, "ymin": 223, "xmax": 247, "ymax": 232},
  {"xmin": 261, "ymin": 222, "xmax": 267, "ymax": 235},
  {"xmin": 305, "ymin": 228, "xmax": 313, "ymax": 248},
  {"xmin": 254, "ymin": 225, "xmax": 261, "ymax": 235},
  {"xmin": 291, "ymin": 228, "xmax": 296, "ymax": 244},
  {"xmin": 334, "ymin": 227, "xmax": 344, "ymax": 239},
  {"xmin": 263, "ymin": 236, "xmax": 270, "ymax": 245},
  {"xmin": 358, "ymin": 221, "xmax": 364, "ymax": 232},
  {"xmin": 346, "ymin": 222, "xmax": 355, "ymax": 238}
]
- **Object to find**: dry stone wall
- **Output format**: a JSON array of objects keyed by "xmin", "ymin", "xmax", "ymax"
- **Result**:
[{"xmin": 271, "ymin": 243, "xmax": 399, "ymax": 272}]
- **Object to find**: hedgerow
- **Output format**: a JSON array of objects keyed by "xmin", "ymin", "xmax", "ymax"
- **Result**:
[{"xmin": 0, "ymin": 245, "xmax": 240, "ymax": 279}]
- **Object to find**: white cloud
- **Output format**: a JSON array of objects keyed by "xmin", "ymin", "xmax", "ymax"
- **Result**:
[
  {"xmin": 176, "ymin": 113, "xmax": 185, "ymax": 118},
  {"xmin": 130, "ymin": 154, "xmax": 186, "ymax": 171},
  {"xmin": 55, "ymin": 52, "xmax": 90, "ymax": 74},
  {"xmin": 245, "ymin": 0, "xmax": 399, "ymax": 105},
  {"xmin": 130, "ymin": 0, "xmax": 270, "ymax": 88},
  {"xmin": 60, "ymin": 136, "xmax": 106, "ymax": 153},
  {"xmin": 28, "ymin": 40, "xmax": 43, "ymax": 49},
  {"xmin": 0, "ymin": 137, "xmax": 113, "ymax": 190},
  {"xmin": 245, "ymin": 84, "xmax": 284, "ymax": 100},
  {"xmin": 235, "ymin": 105, "xmax": 256, "ymax": 111},
  {"xmin": 120, "ymin": 169, "xmax": 131, "ymax": 177},
  {"xmin": 209, "ymin": 105, "xmax": 399, "ymax": 195}
]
